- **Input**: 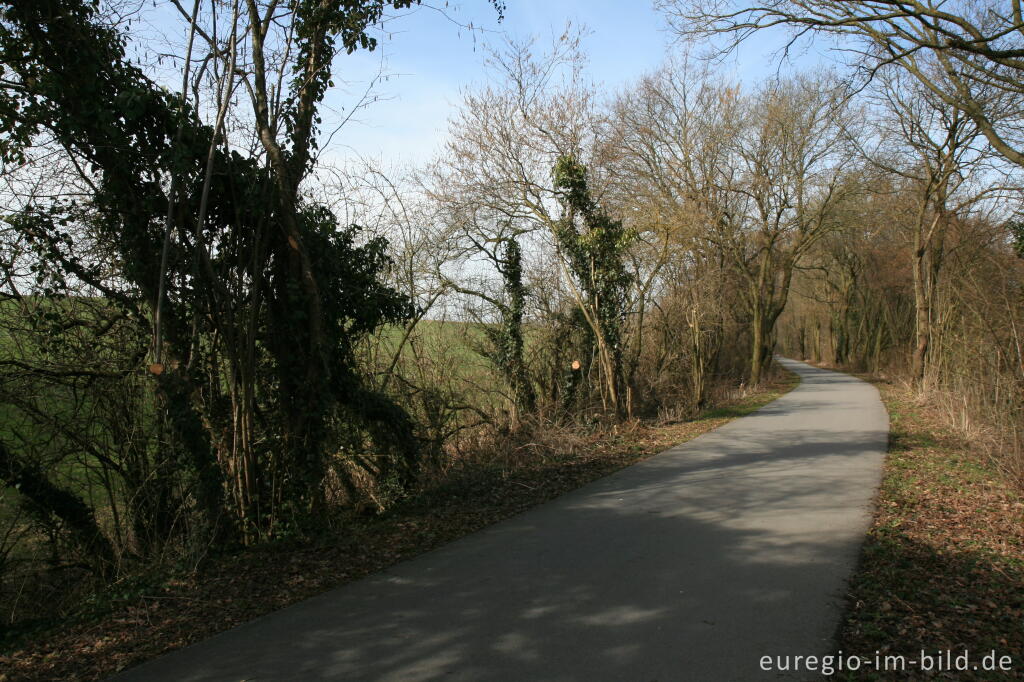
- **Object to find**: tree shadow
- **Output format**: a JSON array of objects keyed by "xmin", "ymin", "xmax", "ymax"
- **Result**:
[
  {"xmin": 114, "ymin": 448, "xmax": 884, "ymax": 679},
  {"xmin": 837, "ymin": 531, "xmax": 1024, "ymax": 681},
  {"xmin": 112, "ymin": 360, "xmax": 892, "ymax": 681}
]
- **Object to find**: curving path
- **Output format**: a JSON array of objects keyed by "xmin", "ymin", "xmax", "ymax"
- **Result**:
[{"xmin": 112, "ymin": 358, "xmax": 888, "ymax": 681}]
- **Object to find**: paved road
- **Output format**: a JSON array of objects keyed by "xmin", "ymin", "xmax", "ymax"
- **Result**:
[{"xmin": 113, "ymin": 358, "xmax": 888, "ymax": 681}]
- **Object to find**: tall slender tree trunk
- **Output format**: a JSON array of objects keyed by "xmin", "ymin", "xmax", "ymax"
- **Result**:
[
  {"xmin": 911, "ymin": 243, "xmax": 930, "ymax": 386},
  {"xmin": 750, "ymin": 306, "xmax": 765, "ymax": 386}
]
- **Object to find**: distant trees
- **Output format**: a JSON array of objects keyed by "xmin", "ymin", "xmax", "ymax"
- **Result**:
[
  {"xmin": 726, "ymin": 75, "xmax": 859, "ymax": 385},
  {"xmin": 777, "ymin": 155, "xmax": 1024, "ymax": 478},
  {"xmin": 609, "ymin": 65, "xmax": 857, "ymax": 386},
  {"xmin": 782, "ymin": 63, "xmax": 1013, "ymax": 386}
]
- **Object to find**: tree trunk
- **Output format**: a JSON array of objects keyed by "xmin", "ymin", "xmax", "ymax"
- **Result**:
[
  {"xmin": 0, "ymin": 440, "xmax": 116, "ymax": 578},
  {"xmin": 750, "ymin": 307, "xmax": 765, "ymax": 386},
  {"xmin": 912, "ymin": 237, "xmax": 930, "ymax": 386}
]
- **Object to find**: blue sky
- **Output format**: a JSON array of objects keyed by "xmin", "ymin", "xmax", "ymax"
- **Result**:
[
  {"xmin": 322, "ymin": 1, "xmax": 818, "ymax": 165},
  {"xmin": 324, "ymin": 0, "xmax": 668, "ymax": 164},
  {"xmin": 136, "ymin": 1, "xmax": 826, "ymax": 166}
]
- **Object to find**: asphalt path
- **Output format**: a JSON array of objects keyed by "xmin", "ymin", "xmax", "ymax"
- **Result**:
[{"xmin": 113, "ymin": 357, "xmax": 888, "ymax": 681}]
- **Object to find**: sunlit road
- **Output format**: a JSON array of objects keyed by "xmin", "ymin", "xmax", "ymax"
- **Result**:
[{"xmin": 112, "ymin": 357, "xmax": 888, "ymax": 681}]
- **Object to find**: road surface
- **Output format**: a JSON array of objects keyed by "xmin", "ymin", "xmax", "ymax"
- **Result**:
[{"xmin": 113, "ymin": 358, "xmax": 888, "ymax": 681}]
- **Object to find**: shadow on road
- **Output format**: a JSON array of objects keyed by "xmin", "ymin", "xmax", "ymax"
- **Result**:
[{"xmin": 115, "ymin": 360, "xmax": 888, "ymax": 681}]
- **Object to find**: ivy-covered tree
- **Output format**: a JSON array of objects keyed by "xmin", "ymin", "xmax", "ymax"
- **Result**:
[
  {"xmin": 0, "ymin": 0, "xmax": 503, "ymax": 569},
  {"xmin": 1008, "ymin": 220, "xmax": 1024, "ymax": 259},
  {"xmin": 552, "ymin": 155, "xmax": 635, "ymax": 416},
  {"xmin": 480, "ymin": 236, "xmax": 536, "ymax": 420}
]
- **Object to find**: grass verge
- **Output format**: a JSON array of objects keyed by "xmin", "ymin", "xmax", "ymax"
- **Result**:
[
  {"xmin": 0, "ymin": 369, "xmax": 798, "ymax": 682},
  {"xmin": 836, "ymin": 380, "xmax": 1024, "ymax": 680}
]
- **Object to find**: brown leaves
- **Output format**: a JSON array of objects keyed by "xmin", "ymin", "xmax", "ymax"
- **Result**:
[{"xmin": 839, "ymin": 383, "xmax": 1024, "ymax": 680}]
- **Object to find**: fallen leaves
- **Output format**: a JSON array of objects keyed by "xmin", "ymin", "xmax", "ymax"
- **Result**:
[{"xmin": 839, "ymin": 383, "xmax": 1024, "ymax": 680}]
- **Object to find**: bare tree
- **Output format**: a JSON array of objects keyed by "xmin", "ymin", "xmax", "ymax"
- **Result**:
[
  {"xmin": 429, "ymin": 29, "xmax": 635, "ymax": 416},
  {"xmin": 657, "ymin": 0, "xmax": 1024, "ymax": 167},
  {"xmin": 868, "ymin": 65, "xmax": 1004, "ymax": 384},
  {"xmin": 607, "ymin": 61, "xmax": 740, "ymax": 405},
  {"xmin": 613, "ymin": 65, "xmax": 859, "ymax": 385}
]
